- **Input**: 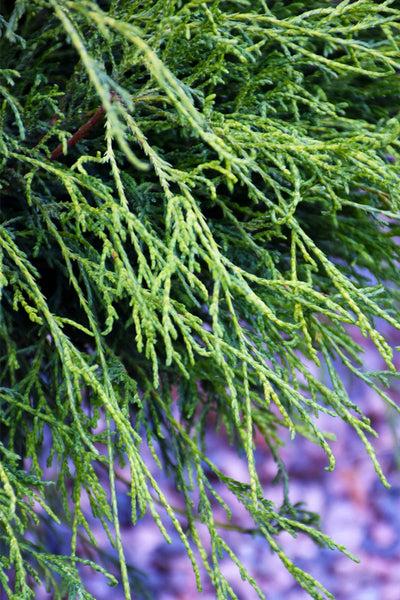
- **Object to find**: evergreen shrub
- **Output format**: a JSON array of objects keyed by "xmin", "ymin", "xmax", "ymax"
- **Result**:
[{"xmin": 1, "ymin": 1, "xmax": 400, "ymax": 598}]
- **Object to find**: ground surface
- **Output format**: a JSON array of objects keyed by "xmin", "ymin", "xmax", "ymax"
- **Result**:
[{"xmin": 29, "ymin": 324, "xmax": 400, "ymax": 600}]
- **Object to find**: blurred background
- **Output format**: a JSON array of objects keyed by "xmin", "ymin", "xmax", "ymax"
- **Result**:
[{"xmin": 14, "ymin": 322, "xmax": 400, "ymax": 600}]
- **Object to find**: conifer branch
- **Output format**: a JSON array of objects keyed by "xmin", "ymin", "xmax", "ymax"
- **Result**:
[{"xmin": 1, "ymin": 2, "xmax": 400, "ymax": 599}]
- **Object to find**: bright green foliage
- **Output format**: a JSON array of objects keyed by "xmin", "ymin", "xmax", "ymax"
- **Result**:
[{"xmin": 1, "ymin": 0, "xmax": 400, "ymax": 598}]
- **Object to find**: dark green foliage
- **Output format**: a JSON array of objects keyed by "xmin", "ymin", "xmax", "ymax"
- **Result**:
[{"xmin": 1, "ymin": 1, "xmax": 400, "ymax": 598}]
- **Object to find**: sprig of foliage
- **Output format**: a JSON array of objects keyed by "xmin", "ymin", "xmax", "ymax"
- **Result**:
[{"xmin": 1, "ymin": 1, "xmax": 400, "ymax": 598}]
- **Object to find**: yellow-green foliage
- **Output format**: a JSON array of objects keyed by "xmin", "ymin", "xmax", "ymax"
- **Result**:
[{"xmin": 1, "ymin": 1, "xmax": 400, "ymax": 598}]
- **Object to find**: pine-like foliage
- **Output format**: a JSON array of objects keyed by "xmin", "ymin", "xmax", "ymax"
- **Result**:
[{"xmin": 1, "ymin": 1, "xmax": 400, "ymax": 598}]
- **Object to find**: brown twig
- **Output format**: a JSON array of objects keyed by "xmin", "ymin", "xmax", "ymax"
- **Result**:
[
  {"xmin": 48, "ymin": 92, "xmax": 121, "ymax": 161},
  {"xmin": 1, "ymin": 95, "xmax": 119, "ymax": 195},
  {"xmin": 49, "ymin": 103, "xmax": 107, "ymax": 161},
  {"xmin": 357, "ymin": 186, "xmax": 392, "ymax": 206}
]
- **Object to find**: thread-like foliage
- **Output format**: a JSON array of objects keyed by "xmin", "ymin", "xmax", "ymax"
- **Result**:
[{"xmin": 1, "ymin": 1, "xmax": 400, "ymax": 598}]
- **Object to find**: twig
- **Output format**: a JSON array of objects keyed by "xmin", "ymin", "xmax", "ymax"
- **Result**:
[
  {"xmin": 49, "ymin": 103, "xmax": 107, "ymax": 161},
  {"xmin": 1, "ymin": 94, "xmax": 118, "ymax": 194},
  {"xmin": 48, "ymin": 92, "xmax": 121, "ymax": 161}
]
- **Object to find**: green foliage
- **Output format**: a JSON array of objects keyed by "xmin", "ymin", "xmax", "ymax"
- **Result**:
[{"xmin": 1, "ymin": 0, "xmax": 400, "ymax": 598}]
